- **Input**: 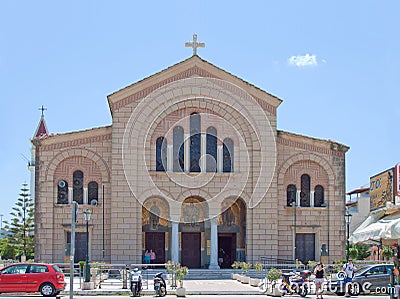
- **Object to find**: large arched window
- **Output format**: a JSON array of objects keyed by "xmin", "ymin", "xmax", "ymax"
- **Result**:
[
  {"xmin": 300, "ymin": 174, "xmax": 310, "ymax": 207},
  {"xmin": 88, "ymin": 181, "xmax": 99, "ymax": 205},
  {"xmin": 223, "ymin": 138, "xmax": 234, "ymax": 173},
  {"xmin": 156, "ymin": 137, "xmax": 167, "ymax": 172},
  {"xmin": 73, "ymin": 170, "xmax": 84, "ymax": 204},
  {"xmin": 190, "ymin": 113, "xmax": 201, "ymax": 172},
  {"xmin": 57, "ymin": 179, "xmax": 69, "ymax": 204},
  {"xmin": 173, "ymin": 126, "xmax": 184, "ymax": 172},
  {"xmin": 314, "ymin": 185, "xmax": 324, "ymax": 207},
  {"xmin": 206, "ymin": 126, "xmax": 217, "ymax": 172},
  {"xmin": 287, "ymin": 184, "xmax": 297, "ymax": 207}
]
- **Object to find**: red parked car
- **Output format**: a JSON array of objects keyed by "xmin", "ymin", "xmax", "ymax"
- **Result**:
[{"xmin": 0, "ymin": 262, "xmax": 66, "ymax": 296}]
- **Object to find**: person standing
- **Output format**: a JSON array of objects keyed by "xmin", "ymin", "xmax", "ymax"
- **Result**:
[
  {"xmin": 314, "ymin": 262, "xmax": 327, "ymax": 299},
  {"xmin": 144, "ymin": 249, "xmax": 151, "ymax": 264},
  {"xmin": 343, "ymin": 258, "xmax": 356, "ymax": 297},
  {"xmin": 150, "ymin": 249, "xmax": 156, "ymax": 265}
]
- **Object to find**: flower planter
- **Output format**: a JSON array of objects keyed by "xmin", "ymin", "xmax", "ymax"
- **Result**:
[
  {"xmin": 266, "ymin": 284, "xmax": 282, "ymax": 297},
  {"xmin": 250, "ymin": 278, "xmax": 261, "ymax": 286},
  {"xmin": 176, "ymin": 287, "xmax": 186, "ymax": 297},
  {"xmin": 240, "ymin": 275, "xmax": 250, "ymax": 284}
]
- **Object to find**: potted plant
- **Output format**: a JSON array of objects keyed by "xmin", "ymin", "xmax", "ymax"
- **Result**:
[
  {"xmin": 166, "ymin": 260, "xmax": 179, "ymax": 288},
  {"xmin": 239, "ymin": 262, "xmax": 252, "ymax": 284},
  {"xmin": 250, "ymin": 262, "xmax": 263, "ymax": 286},
  {"xmin": 175, "ymin": 265, "xmax": 188, "ymax": 297},
  {"xmin": 231, "ymin": 261, "xmax": 241, "ymax": 280},
  {"xmin": 382, "ymin": 246, "xmax": 393, "ymax": 260},
  {"xmin": 266, "ymin": 267, "xmax": 282, "ymax": 297}
]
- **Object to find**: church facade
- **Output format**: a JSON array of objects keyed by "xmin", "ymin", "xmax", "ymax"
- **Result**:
[{"xmin": 31, "ymin": 54, "xmax": 349, "ymax": 268}]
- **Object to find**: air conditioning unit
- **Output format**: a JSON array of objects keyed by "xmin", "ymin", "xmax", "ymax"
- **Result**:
[
  {"xmin": 58, "ymin": 180, "xmax": 66, "ymax": 188},
  {"xmin": 90, "ymin": 199, "xmax": 98, "ymax": 206}
]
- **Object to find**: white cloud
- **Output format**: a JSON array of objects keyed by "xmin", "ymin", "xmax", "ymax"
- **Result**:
[{"xmin": 288, "ymin": 53, "xmax": 318, "ymax": 67}]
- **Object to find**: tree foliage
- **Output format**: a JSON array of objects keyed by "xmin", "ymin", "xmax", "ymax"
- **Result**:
[
  {"xmin": 3, "ymin": 183, "xmax": 34, "ymax": 259},
  {"xmin": 355, "ymin": 244, "xmax": 371, "ymax": 260},
  {"xmin": 349, "ymin": 243, "xmax": 372, "ymax": 260}
]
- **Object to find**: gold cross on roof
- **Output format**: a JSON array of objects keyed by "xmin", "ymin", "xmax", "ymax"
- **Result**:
[{"xmin": 185, "ymin": 34, "xmax": 205, "ymax": 56}]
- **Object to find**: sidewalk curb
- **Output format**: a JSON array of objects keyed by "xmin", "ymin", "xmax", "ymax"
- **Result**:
[{"xmin": 61, "ymin": 290, "xmax": 261, "ymax": 296}]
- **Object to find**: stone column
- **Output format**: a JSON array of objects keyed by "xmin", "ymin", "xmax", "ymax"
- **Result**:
[
  {"xmin": 69, "ymin": 187, "xmax": 73, "ymax": 204},
  {"xmin": 167, "ymin": 145, "xmax": 173, "ymax": 172},
  {"xmin": 209, "ymin": 217, "xmax": 220, "ymax": 269},
  {"xmin": 171, "ymin": 221, "xmax": 179, "ymax": 263},
  {"xmin": 184, "ymin": 134, "xmax": 190, "ymax": 172},
  {"xmin": 201, "ymin": 134, "xmax": 206, "ymax": 172},
  {"xmin": 217, "ymin": 145, "xmax": 223, "ymax": 173},
  {"xmin": 296, "ymin": 190, "xmax": 301, "ymax": 207},
  {"xmin": 310, "ymin": 191, "xmax": 315, "ymax": 207}
]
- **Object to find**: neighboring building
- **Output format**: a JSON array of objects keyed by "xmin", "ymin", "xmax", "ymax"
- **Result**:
[
  {"xmin": 346, "ymin": 186, "xmax": 370, "ymax": 235},
  {"xmin": 30, "ymin": 53, "xmax": 349, "ymax": 267},
  {"xmin": 350, "ymin": 166, "xmax": 400, "ymax": 246}
]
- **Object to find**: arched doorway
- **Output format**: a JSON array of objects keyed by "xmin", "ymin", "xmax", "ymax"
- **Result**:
[
  {"xmin": 142, "ymin": 198, "xmax": 169, "ymax": 264},
  {"xmin": 218, "ymin": 198, "xmax": 246, "ymax": 268},
  {"xmin": 180, "ymin": 197, "xmax": 208, "ymax": 268}
]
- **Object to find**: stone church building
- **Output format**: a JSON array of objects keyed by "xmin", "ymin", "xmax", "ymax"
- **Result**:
[{"xmin": 30, "ymin": 52, "xmax": 349, "ymax": 268}]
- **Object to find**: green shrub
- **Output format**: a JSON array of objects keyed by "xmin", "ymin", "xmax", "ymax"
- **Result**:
[
  {"xmin": 267, "ymin": 267, "xmax": 282, "ymax": 287},
  {"xmin": 254, "ymin": 262, "xmax": 263, "ymax": 272},
  {"xmin": 382, "ymin": 246, "xmax": 393, "ymax": 259}
]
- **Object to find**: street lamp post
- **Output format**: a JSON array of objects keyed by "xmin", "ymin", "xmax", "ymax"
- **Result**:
[
  {"xmin": 345, "ymin": 210, "xmax": 352, "ymax": 260},
  {"xmin": 84, "ymin": 209, "xmax": 92, "ymax": 283}
]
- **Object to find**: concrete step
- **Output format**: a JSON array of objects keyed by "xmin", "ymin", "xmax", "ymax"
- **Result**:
[{"xmin": 139, "ymin": 269, "xmax": 266, "ymax": 280}]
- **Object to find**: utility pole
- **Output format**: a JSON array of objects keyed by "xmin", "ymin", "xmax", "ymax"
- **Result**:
[{"xmin": 70, "ymin": 202, "xmax": 78, "ymax": 299}]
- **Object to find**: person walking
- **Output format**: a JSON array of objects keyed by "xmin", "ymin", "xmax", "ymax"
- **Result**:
[
  {"xmin": 343, "ymin": 258, "xmax": 356, "ymax": 297},
  {"xmin": 314, "ymin": 262, "xmax": 327, "ymax": 299}
]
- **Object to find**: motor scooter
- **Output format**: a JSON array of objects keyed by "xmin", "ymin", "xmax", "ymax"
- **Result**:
[
  {"xmin": 280, "ymin": 270, "xmax": 311, "ymax": 297},
  {"xmin": 153, "ymin": 272, "xmax": 167, "ymax": 297},
  {"xmin": 130, "ymin": 268, "xmax": 142, "ymax": 297}
]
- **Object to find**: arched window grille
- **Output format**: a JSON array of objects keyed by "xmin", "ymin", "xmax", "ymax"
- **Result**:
[
  {"xmin": 57, "ymin": 179, "xmax": 68, "ymax": 204},
  {"xmin": 300, "ymin": 174, "xmax": 311, "ymax": 207},
  {"xmin": 287, "ymin": 184, "xmax": 297, "ymax": 207},
  {"xmin": 223, "ymin": 138, "xmax": 234, "ymax": 173},
  {"xmin": 173, "ymin": 126, "xmax": 184, "ymax": 172},
  {"xmin": 190, "ymin": 113, "xmax": 201, "ymax": 172},
  {"xmin": 88, "ymin": 181, "xmax": 99, "ymax": 205},
  {"xmin": 156, "ymin": 137, "xmax": 167, "ymax": 171},
  {"xmin": 206, "ymin": 126, "xmax": 217, "ymax": 172},
  {"xmin": 314, "ymin": 185, "xmax": 324, "ymax": 207},
  {"xmin": 73, "ymin": 170, "xmax": 84, "ymax": 204}
]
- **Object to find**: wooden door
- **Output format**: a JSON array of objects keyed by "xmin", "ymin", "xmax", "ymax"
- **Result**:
[
  {"xmin": 181, "ymin": 232, "xmax": 201, "ymax": 268},
  {"xmin": 67, "ymin": 232, "xmax": 87, "ymax": 263},
  {"xmin": 295, "ymin": 233, "xmax": 315, "ymax": 263},
  {"xmin": 218, "ymin": 234, "xmax": 236, "ymax": 268},
  {"xmin": 145, "ymin": 232, "xmax": 165, "ymax": 264}
]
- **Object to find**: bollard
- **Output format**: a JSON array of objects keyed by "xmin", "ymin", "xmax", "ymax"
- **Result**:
[{"xmin": 122, "ymin": 266, "xmax": 129, "ymax": 289}]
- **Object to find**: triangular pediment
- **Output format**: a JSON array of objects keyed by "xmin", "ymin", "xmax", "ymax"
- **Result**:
[{"xmin": 107, "ymin": 55, "xmax": 282, "ymax": 115}]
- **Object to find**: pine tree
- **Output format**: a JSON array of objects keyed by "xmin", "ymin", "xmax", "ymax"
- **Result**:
[{"xmin": 3, "ymin": 183, "xmax": 34, "ymax": 259}]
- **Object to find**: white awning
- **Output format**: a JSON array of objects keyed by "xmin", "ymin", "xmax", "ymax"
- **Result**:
[{"xmin": 349, "ymin": 211, "xmax": 400, "ymax": 244}]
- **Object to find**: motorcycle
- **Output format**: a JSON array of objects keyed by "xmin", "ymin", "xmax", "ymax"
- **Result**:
[
  {"xmin": 130, "ymin": 268, "xmax": 142, "ymax": 297},
  {"xmin": 153, "ymin": 272, "xmax": 167, "ymax": 297},
  {"xmin": 279, "ymin": 270, "xmax": 311, "ymax": 297}
]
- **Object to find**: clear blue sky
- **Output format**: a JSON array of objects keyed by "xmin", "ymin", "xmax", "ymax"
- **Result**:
[{"xmin": 1, "ymin": 1, "xmax": 399, "ymax": 222}]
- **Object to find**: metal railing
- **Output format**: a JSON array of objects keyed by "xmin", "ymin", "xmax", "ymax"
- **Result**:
[{"xmin": 56, "ymin": 262, "xmax": 173, "ymax": 290}]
